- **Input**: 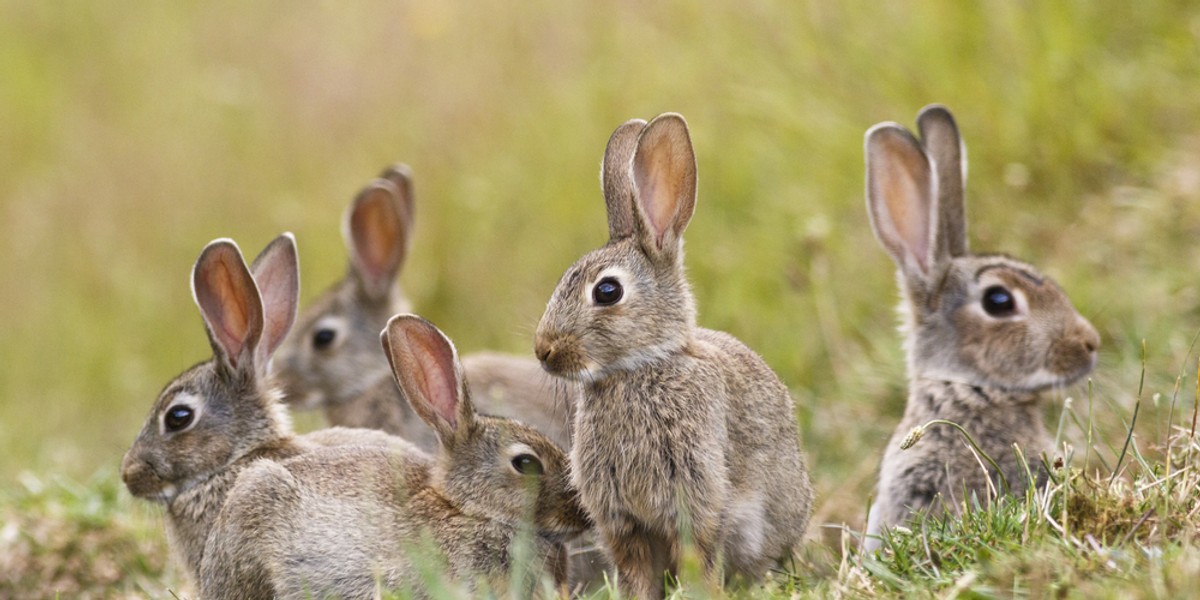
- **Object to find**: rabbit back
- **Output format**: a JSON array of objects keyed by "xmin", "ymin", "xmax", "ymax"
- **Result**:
[
  {"xmin": 697, "ymin": 329, "xmax": 812, "ymax": 571},
  {"xmin": 201, "ymin": 445, "xmax": 435, "ymax": 600}
]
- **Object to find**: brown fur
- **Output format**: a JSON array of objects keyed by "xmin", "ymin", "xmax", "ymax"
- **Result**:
[
  {"xmin": 273, "ymin": 165, "xmax": 576, "ymax": 449},
  {"xmin": 535, "ymin": 114, "xmax": 814, "ymax": 597},
  {"xmin": 199, "ymin": 316, "xmax": 590, "ymax": 599},
  {"xmin": 120, "ymin": 235, "xmax": 417, "ymax": 590},
  {"xmin": 863, "ymin": 105, "xmax": 1100, "ymax": 549}
]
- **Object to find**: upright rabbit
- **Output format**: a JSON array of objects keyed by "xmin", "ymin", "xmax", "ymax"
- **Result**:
[
  {"xmin": 121, "ymin": 234, "xmax": 413, "ymax": 588},
  {"xmin": 274, "ymin": 164, "xmax": 575, "ymax": 449},
  {"xmin": 862, "ymin": 105, "xmax": 1100, "ymax": 550},
  {"xmin": 534, "ymin": 114, "xmax": 814, "ymax": 597},
  {"xmin": 200, "ymin": 315, "xmax": 591, "ymax": 599}
]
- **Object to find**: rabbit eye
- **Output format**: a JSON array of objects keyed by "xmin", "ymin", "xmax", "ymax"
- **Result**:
[
  {"xmin": 592, "ymin": 278, "xmax": 623, "ymax": 306},
  {"xmin": 312, "ymin": 328, "xmax": 337, "ymax": 349},
  {"xmin": 511, "ymin": 454, "xmax": 544, "ymax": 476},
  {"xmin": 164, "ymin": 405, "xmax": 194, "ymax": 432},
  {"xmin": 982, "ymin": 286, "xmax": 1016, "ymax": 317}
]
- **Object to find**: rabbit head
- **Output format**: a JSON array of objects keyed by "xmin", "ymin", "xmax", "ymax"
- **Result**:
[
  {"xmin": 865, "ymin": 105, "xmax": 1099, "ymax": 392},
  {"xmin": 535, "ymin": 114, "xmax": 700, "ymax": 381},
  {"xmin": 122, "ymin": 234, "xmax": 300, "ymax": 502},
  {"xmin": 274, "ymin": 165, "xmax": 415, "ymax": 409},
  {"xmin": 383, "ymin": 315, "xmax": 590, "ymax": 541}
]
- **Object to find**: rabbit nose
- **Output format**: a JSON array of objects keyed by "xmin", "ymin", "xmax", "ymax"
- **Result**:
[
  {"xmin": 1076, "ymin": 318, "xmax": 1101, "ymax": 354},
  {"xmin": 121, "ymin": 453, "xmax": 152, "ymax": 492},
  {"xmin": 535, "ymin": 341, "xmax": 554, "ymax": 364}
]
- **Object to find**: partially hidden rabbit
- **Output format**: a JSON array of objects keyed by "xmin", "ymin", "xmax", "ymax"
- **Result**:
[
  {"xmin": 273, "ymin": 164, "xmax": 575, "ymax": 449},
  {"xmin": 200, "ymin": 314, "xmax": 591, "ymax": 599},
  {"xmin": 862, "ymin": 105, "xmax": 1100, "ymax": 550},
  {"xmin": 534, "ymin": 114, "xmax": 814, "ymax": 598},
  {"xmin": 121, "ymin": 234, "xmax": 417, "ymax": 589}
]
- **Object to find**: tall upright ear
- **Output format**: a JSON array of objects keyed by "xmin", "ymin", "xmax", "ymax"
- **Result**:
[
  {"xmin": 631, "ymin": 113, "xmax": 697, "ymax": 259},
  {"xmin": 917, "ymin": 104, "xmax": 968, "ymax": 258},
  {"xmin": 343, "ymin": 179, "xmax": 410, "ymax": 302},
  {"xmin": 249, "ymin": 232, "xmax": 300, "ymax": 368},
  {"xmin": 865, "ymin": 123, "xmax": 940, "ymax": 279},
  {"xmin": 601, "ymin": 119, "xmax": 647, "ymax": 241},
  {"xmin": 192, "ymin": 239, "xmax": 264, "ymax": 374},
  {"xmin": 379, "ymin": 163, "xmax": 416, "ymax": 237},
  {"xmin": 381, "ymin": 314, "xmax": 475, "ymax": 447}
]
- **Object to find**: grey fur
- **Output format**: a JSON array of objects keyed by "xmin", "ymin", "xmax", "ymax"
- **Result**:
[
  {"xmin": 535, "ymin": 114, "xmax": 814, "ymax": 598},
  {"xmin": 199, "ymin": 315, "xmax": 590, "ymax": 599},
  {"xmin": 273, "ymin": 166, "xmax": 576, "ymax": 449},
  {"xmin": 120, "ymin": 235, "xmax": 415, "ymax": 591},
  {"xmin": 863, "ymin": 105, "xmax": 1101, "ymax": 550}
]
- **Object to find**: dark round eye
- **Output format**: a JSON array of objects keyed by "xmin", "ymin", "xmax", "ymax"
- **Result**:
[
  {"xmin": 982, "ymin": 285, "xmax": 1016, "ymax": 317},
  {"xmin": 164, "ymin": 405, "xmax": 194, "ymax": 432},
  {"xmin": 312, "ymin": 328, "xmax": 337, "ymax": 349},
  {"xmin": 511, "ymin": 454, "xmax": 544, "ymax": 476},
  {"xmin": 592, "ymin": 278, "xmax": 623, "ymax": 306}
]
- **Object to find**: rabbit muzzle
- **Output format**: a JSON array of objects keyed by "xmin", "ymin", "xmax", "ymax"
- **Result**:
[
  {"xmin": 1045, "ymin": 317, "xmax": 1101, "ymax": 383},
  {"xmin": 538, "ymin": 483, "xmax": 593, "ymax": 541},
  {"xmin": 534, "ymin": 334, "xmax": 588, "ymax": 379},
  {"xmin": 121, "ymin": 450, "xmax": 174, "ymax": 501}
]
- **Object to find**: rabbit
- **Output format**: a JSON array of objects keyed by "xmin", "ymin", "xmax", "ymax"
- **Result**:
[
  {"xmin": 273, "ymin": 164, "xmax": 576, "ymax": 449},
  {"xmin": 199, "ymin": 314, "xmax": 592, "ymax": 599},
  {"xmin": 120, "ymin": 234, "xmax": 417, "ymax": 589},
  {"xmin": 861, "ymin": 105, "xmax": 1101, "ymax": 551},
  {"xmin": 533, "ymin": 113, "xmax": 814, "ymax": 598}
]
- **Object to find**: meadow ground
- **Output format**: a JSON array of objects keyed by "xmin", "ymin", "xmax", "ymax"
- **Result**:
[{"xmin": 2, "ymin": 1, "xmax": 1200, "ymax": 597}]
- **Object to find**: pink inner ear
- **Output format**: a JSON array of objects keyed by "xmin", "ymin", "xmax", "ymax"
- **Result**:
[
  {"xmin": 196, "ymin": 247, "xmax": 261, "ymax": 367},
  {"xmin": 351, "ymin": 188, "xmax": 402, "ymax": 282},
  {"xmin": 210, "ymin": 264, "xmax": 250, "ymax": 347},
  {"xmin": 634, "ymin": 144, "xmax": 682, "ymax": 247},
  {"xmin": 405, "ymin": 327, "xmax": 460, "ymax": 429},
  {"xmin": 870, "ymin": 130, "xmax": 935, "ymax": 274},
  {"xmin": 884, "ymin": 174, "xmax": 932, "ymax": 272}
]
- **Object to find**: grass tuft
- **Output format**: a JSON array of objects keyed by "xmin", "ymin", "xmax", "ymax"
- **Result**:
[{"xmin": 0, "ymin": 470, "xmax": 176, "ymax": 599}]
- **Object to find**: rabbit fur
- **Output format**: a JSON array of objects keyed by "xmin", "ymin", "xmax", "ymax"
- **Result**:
[
  {"xmin": 273, "ymin": 164, "xmax": 576, "ymax": 449},
  {"xmin": 534, "ymin": 114, "xmax": 814, "ymax": 598},
  {"xmin": 862, "ymin": 105, "xmax": 1100, "ymax": 551},
  {"xmin": 120, "ymin": 234, "xmax": 418, "ymax": 589},
  {"xmin": 199, "ymin": 315, "xmax": 590, "ymax": 599}
]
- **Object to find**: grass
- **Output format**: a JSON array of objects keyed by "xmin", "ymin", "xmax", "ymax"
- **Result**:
[{"xmin": 3, "ymin": 0, "xmax": 1200, "ymax": 596}]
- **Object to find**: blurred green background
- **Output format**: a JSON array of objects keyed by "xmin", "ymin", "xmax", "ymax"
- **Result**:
[{"xmin": 2, "ymin": 0, "xmax": 1200, "ymax": 534}]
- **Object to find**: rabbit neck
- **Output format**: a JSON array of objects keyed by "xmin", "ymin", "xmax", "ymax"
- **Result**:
[
  {"xmin": 903, "ymin": 379, "xmax": 1044, "ymax": 437},
  {"xmin": 165, "ymin": 437, "xmax": 307, "ymax": 584}
]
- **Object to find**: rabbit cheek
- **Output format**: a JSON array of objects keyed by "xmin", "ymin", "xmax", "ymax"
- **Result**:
[{"xmin": 955, "ymin": 317, "xmax": 1038, "ymax": 384}]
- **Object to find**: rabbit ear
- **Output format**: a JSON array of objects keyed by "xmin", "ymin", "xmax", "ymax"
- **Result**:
[
  {"xmin": 249, "ymin": 233, "xmax": 300, "ymax": 368},
  {"xmin": 192, "ymin": 239, "xmax": 264, "ymax": 374},
  {"xmin": 917, "ymin": 104, "xmax": 968, "ymax": 258},
  {"xmin": 865, "ymin": 123, "xmax": 941, "ymax": 279},
  {"xmin": 379, "ymin": 163, "xmax": 416, "ymax": 237},
  {"xmin": 343, "ymin": 179, "xmax": 410, "ymax": 302},
  {"xmin": 631, "ymin": 113, "xmax": 698, "ymax": 260},
  {"xmin": 601, "ymin": 119, "xmax": 648, "ymax": 241},
  {"xmin": 381, "ymin": 314, "xmax": 475, "ymax": 447}
]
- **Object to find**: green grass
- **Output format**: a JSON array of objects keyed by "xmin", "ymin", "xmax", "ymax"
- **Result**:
[{"xmin": 3, "ymin": 0, "xmax": 1200, "ymax": 596}]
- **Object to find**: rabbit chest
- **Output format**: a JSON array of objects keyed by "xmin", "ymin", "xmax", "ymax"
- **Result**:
[
  {"xmin": 881, "ymin": 381, "xmax": 1052, "ymax": 516},
  {"xmin": 571, "ymin": 356, "xmax": 730, "ymax": 530}
]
